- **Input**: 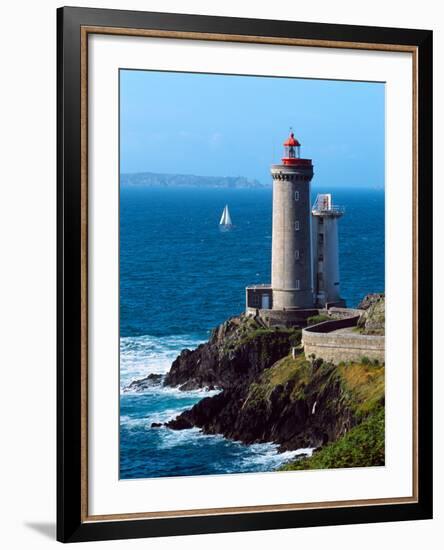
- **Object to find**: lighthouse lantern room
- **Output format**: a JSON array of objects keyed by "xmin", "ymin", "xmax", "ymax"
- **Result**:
[{"xmin": 282, "ymin": 132, "xmax": 301, "ymax": 163}]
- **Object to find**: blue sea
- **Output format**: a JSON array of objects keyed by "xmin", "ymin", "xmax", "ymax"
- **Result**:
[{"xmin": 120, "ymin": 186, "xmax": 385, "ymax": 479}]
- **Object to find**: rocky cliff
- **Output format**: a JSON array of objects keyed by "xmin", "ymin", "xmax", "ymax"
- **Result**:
[
  {"xmin": 164, "ymin": 315, "xmax": 300, "ymax": 391},
  {"xmin": 162, "ymin": 314, "xmax": 385, "ymax": 460},
  {"xmin": 357, "ymin": 293, "xmax": 385, "ymax": 335}
]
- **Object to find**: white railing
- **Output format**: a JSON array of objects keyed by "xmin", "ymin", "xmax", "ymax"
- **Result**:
[
  {"xmin": 312, "ymin": 194, "xmax": 345, "ymax": 215},
  {"xmin": 312, "ymin": 204, "xmax": 345, "ymax": 215}
]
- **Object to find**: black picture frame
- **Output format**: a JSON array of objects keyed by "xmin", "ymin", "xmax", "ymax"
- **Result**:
[{"xmin": 57, "ymin": 6, "xmax": 433, "ymax": 543}]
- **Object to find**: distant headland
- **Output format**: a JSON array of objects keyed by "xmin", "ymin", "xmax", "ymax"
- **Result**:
[{"xmin": 120, "ymin": 171, "xmax": 265, "ymax": 189}]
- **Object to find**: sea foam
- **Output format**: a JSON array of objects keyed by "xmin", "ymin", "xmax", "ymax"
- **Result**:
[{"xmin": 120, "ymin": 333, "xmax": 204, "ymax": 390}]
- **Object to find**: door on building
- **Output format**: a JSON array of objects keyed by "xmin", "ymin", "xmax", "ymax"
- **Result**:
[{"xmin": 261, "ymin": 294, "xmax": 270, "ymax": 309}]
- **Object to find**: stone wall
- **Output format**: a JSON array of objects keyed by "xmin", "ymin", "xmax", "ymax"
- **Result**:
[
  {"xmin": 302, "ymin": 328, "xmax": 385, "ymax": 364},
  {"xmin": 259, "ymin": 308, "xmax": 319, "ymax": 328},
  {"xmin": 328, "ymin": 307, "xmax": 363, "ymax": 318}
]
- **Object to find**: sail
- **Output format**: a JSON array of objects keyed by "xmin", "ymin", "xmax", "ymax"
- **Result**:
[
  {"xmin": 219, "ymin": 205, "xmax": 232, "ymax": 226},
  {"xmin": 224, "ymin": 206, "xmax": 232, "ymax": 226}
]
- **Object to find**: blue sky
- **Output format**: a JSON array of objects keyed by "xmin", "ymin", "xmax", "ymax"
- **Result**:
[{"xmin": 120, "ymin": 69, "xmax": 385, "ymax": 188}]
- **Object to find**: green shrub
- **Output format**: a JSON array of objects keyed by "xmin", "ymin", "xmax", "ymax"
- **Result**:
[
  {"xmin": 289, "ymin": 331, "xmax": 302, "ymax": 347},
  {"xmin": 307, "ymin": 314, "xmax": 331, "ymax": 326},
  {"xmin": 280, "ymin": 408, "xmax": 385, "ymax": 471}
]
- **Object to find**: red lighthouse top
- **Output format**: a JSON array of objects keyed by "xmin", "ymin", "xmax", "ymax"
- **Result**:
[
  {"xmin": 281, "ymin": 131, "xmax": 312, "ymax": 166},
  {"xmin": 283, "ymin": 132, "xmax": 300, "ymax": 147}
]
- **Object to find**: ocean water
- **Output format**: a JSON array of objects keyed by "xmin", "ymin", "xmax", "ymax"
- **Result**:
[{"xmin": 120, "ymin": 186, "xmax": 385, "ymax": 479}]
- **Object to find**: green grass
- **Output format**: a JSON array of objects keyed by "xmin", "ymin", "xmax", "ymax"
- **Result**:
[
  {"xmin": 337, "ymin": 362, "xmax": 385, "ymax": 417},
  {"xmin": 243, "ymin": 354, "xmax": 384, "ymax": 418},
  {"xmin": 280, "ymin": 407, "xmax": 385, "ymax": 471},
  {"xmin": 268, "ymin": 354, "xmax": 311, "ymax": 388},
  {"xmin": 242, "ymin": 354, "xmax": 310, "ymax": 410},
  {"xmin": 237, "ymin": 327, "xmax": 301, "ymax": 347},
  {"xmin": 306, "ymin": 314, "xmax": 331, "ymax": 326}
]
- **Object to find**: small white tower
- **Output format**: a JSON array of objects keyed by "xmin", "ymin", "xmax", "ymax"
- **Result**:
[{"xmin": 311, "ymin": 194, "xmax": 346, "ymax": 308}]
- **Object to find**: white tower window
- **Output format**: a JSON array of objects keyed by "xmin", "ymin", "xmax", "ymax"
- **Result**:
[
  {"xmin": 294, "ymin": 190, "xmax": 299, "ymax": 201},
  {"xmin": 295, "ymin": 221, "xmax": 300, "ymax": 231},
  {"xmin": 295, "ymin": 280, "xmax": 300, "ymax": 290},
  {"xmin": 295, "ymin": 250, "xmax": 300, "ymax": 260}
]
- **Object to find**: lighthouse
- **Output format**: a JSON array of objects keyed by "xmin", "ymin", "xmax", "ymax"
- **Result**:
[
  {"xmin": 245, "ymin": 131, "xmax": 345, "ymax": 320},
  {"xmin": 270, "ymin": 132, "xmax": 314, "ymax": 309}
]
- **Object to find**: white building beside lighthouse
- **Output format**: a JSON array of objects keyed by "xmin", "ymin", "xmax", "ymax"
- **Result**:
[
  {"xmin": 311, "ymin": 193, "xmax": 346, "ymax": 308},
  {"xmin": 246, "ymin": 131, "xmax": 346, "ymax": 319}
]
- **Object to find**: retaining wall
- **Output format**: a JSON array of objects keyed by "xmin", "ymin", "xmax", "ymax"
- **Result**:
[
  {"xmin": 259, "ymin": 308, "xmax": 319, "ymax": 328},
  {"xmin": 302, "ymin": 317, "xmax": 385, "ymax": 364}
]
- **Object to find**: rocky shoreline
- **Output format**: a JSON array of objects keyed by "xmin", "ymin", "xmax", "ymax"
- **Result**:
[{"xmin": 126, "ymin": 296, "xmax": 385, "ymax": 467}]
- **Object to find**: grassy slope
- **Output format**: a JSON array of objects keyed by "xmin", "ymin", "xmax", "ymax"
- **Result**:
[
  {"xmin": 238, "ymin": 311, "xmax": 385, "ymax": 470},
  {"xmin": 244, "ymin": 353, "xmax": 385, "ymax": 470},
  {"xmin": 280, "ymin": 407, "xmax": 385, "ymax": 470},
  {"xmin": 221, "ymin": 316, "xmax": 301, "ymax": 353},
  {"xmin": 272, "ymin": 356, "xmax": 385, "ymax": 470},
  {"xmin": 245, "ymin": 353, "xmax": 384, "ymax": 414},
  {"xmin": 337, "ymin": 362, "xmax": 385, "ymax": 417},
  {"xmin": 243, "ymin": 354, "xmax": 311, "ymax": 408}
]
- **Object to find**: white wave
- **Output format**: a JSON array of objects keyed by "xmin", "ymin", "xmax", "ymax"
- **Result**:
[
  {"xmin": 157, "ymin": 427, "xmax": 206, "ymax": 449},
  {"xmin": 156, "ymin": 424, "xmax": 314, "ymax": 470},
  {"xmin": 122, "ymin": 381, "xmax": 220, "ymax": 399},
  {"xmin": 120, "ymin": 415, "xmax": 152, "ymax": 430},
  {"xmin": 120, "ymin": 333, "xmax": 205, "ymax": 389},
  {"xmin": 119, "ymin": 334, "xmax": 314, "ymax": 475},
  {"xmin": 239, "ymin": 443, "xmax": 315, "ymax": 470},
  {"xmin": 120, "ymin": 409, "xmax": 181, "ymax": 429}
]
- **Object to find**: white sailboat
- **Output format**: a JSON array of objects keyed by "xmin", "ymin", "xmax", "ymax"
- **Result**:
[{"xmin": 219, "ymin": 204, "xmax": 233, "ymax": 230}]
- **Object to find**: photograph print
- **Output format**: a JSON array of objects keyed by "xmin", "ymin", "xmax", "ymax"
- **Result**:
[{"xmin": 119, "ymin": 69, "xmax": 385, "ymax": 480}]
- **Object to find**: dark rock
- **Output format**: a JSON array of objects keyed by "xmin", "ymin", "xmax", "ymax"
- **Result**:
[
  {"xmin": 124, "ymin": 373, "xmax": 163, "ymax": 392},
  {"xmin": 165, "ymin": 416, "xmax": 195, "ymax": 430},
  {"xmin": 162, "ymin": 313, "xmax": 375, "ymax": 452},
  {"xmin": 151, "ymin": 422, "xmax": 162, "ymax": 428},
  {"xmin": 164, "ymin": 314, "xmax": 299, "ymax": 391},
  {"xmin": 167, "ymin": 360, "xmax": 357, "ymax": 452}
]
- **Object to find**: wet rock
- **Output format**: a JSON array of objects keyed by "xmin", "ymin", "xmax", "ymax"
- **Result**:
[
  {"xmin": 124, "ymin": 373, "xmax": 163, "ymax": 392},
  {"xmin": 165, "ymin": 416, "xmax": 194, "ymax": 430}
]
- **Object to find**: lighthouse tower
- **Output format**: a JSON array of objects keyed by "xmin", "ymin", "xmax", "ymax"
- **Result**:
[{"xmin": 271, "ymin": 132, "xmax": 314, "ymax": 309}]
